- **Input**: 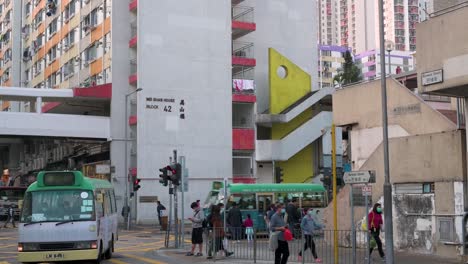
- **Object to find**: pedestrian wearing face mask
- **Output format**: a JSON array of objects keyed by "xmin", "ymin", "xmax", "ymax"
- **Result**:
[
  {"xmin": 270, "ymin": 203, "xmax": 289, "ymax": 264},
  {"xmin": 368, "ymin": 203, "xmax": 385, "ymax": 259},
  {"xmin": 298, "ymin": 208, "xmax": 324, "ymax": 263}
]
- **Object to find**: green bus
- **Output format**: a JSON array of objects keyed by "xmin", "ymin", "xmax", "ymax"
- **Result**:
[
  {"xmin": 18, "ymin": 171, "xmax": 118, "ymax": 264},
  {"xmin": 203, "ymin": 182, "xmax": 328, "ymax": 231}
]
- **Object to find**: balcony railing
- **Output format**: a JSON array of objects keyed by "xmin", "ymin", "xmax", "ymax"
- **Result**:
[
  {"xmin": 233, "ymin": 156, "xmax": 253, "ymax": 177},
  {"xmin": 233, "ymin": 66, "xmax": 254, "ymax": 80},
  {"xmin": 232, "ymin": 6, "xmax": 254, "ymax": 23},
  {"xmin": 232, "ymin": 41, "xmax": 254, "ymax": 59},
  {"xmin": 130, "ymin": 20, "xmax": 137, "ymax": 38},
  {"xmin": 130, "ymin": 59, "xmax": 137, "ymax": 75}
]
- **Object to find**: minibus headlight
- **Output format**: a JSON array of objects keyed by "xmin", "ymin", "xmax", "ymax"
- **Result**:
[{"xmin": 75, "ymin": 241, "xmax": 93, "ymax": 249}]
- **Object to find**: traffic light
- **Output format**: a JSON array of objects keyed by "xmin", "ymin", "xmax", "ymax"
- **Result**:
[
  {"xmin": 275, "ymin": 167, "xmax": 284, "ymax": 183},
  {"xmin": 159, "ymin": 167, "xmax": 169, "ymax": 186},
  {"xmin": 133, "ymin": 178, "xmax": 141, "ymax": 192},
  {"xmin": 168, "ymin": 163, "xmax": 182, "ymax": 186}
]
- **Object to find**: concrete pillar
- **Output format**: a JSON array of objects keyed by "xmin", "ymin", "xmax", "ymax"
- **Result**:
[{"xmin": 36, "ymin": 97, "xmax": 42, "ymax": 113}]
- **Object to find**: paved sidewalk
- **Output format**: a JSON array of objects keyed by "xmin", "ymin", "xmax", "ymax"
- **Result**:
[{"xmin": 157, "ymin": 248, "xmax": 462, "ymax": 264}]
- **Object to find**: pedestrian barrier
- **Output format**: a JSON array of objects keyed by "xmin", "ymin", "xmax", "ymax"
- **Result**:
[{"xmin": 199, "ymin": 227, "xmax": 373, "ymax": 263}]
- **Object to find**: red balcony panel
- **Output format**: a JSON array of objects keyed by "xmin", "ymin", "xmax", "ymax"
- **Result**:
[
  {"xmin": 233, "ymin": 128, "xmax": 255, "ymax": 150},
  {"xmin": 129, "ymin": 115, "xmax": 137, "ymax": 126},
  {"xmin": 129, "ymin": 36, "xmax": 137, "ymax": 48},
  {"xmin": 232, "ymin": 57, "xmax": 256, "ymax": 67},
  {"xmin": 232, "ymin": 21, "xmax": 256, "ymax": 31},
  {"xmin": 129, "ymin": 74, "xmax": 137, "ymax": 84},
  {"xmin": 233, "ymin": 177, "xmax": 256, "ymax": 184},
  {"xmin": 129, "ymin": 0, "xmax": 137, "ymax": 11},
  {"xmin": 42, "ymin": 102, "xmax": 61, "ymax": 113},
  {"xmin": 73, "ymin": 83, "xmax": 112, "ymax": 99},
  {"xmin": 232, "ymin": 93, "xmax": 256, "ymax": 103}
]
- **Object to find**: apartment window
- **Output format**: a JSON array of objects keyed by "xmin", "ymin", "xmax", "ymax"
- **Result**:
[
  {"xmin": 22, "ymin": 24, "xmax": 31, "ymax": 39},
  {"xmin": 34, "ymin": 9, "xmax": 44, "ymax": 29},
  {"xmin": 47, "ymin": 45, "xmax": 57, "ymax": 64},
  {"xmin": 103, "ymin": 33, "xmax": 110, "ymax": 54},
  {"xmin": 1, "ymin": 69, "xmax": 10, "ymax": 83},
  {"xmin": 33, "ymin": 60, "xmax": 43, "ymax": 77},
  {"xmin": 47, "ymin": 18, "xmax": 58, "ymax": 39},
  {"xmin": 25, "ymin": 2, "xmax": 31, "ymax": 17},
  {"xmin": 24, "ymin": 68, "xmax": 31, "ymax": 83},
  {"xmin": 83, "ymin": 45, "xmax": 97, "ymax": 64},
  {"xmin": 0, "ymin": 4, "xmax": 3, "ymax": 15},
  {"xmin": 34, "ymin": 33, "xmax": 45, "ymax": 50},
  {"xmin": 103, "ymin": 67, "xmax": 111, "ymax": 82},
  {"xmin": 62, "ymin": 61, "xmax": 75, "ymax": 79},
  {"xmin": 3, "ymin": 49, "xmax": 12, "ymax": 62},
  {"xmin": 63, "ymin": 0, "xmax": 76, "ymax": 22},
  {"xmin": 2, "ymin": 30, "xmax": 11, "ymax": 43},
  {"xmin": 63, "ymin": 29, "xmax": 76, "ymax": 50},
  {"xmin": 46, "ymin": 72, "xmax": 58, "ymax": 88}
]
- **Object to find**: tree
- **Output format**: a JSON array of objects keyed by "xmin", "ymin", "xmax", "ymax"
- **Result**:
[{"xmin": 333, "ymin": 50, "xmax": 362, "ymax": 87}]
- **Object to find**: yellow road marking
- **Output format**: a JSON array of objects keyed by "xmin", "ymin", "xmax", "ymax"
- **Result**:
[
  {"xmin": 109, "ymin": 258, "xmax": 129, "ymax": 264},
  {"xmin": 0, "ymin": 245, "xmax": 15, "ymax": 249},
  {"xmin": 122, "ymin": 254, "xmax": 166, "ymax": 264}
]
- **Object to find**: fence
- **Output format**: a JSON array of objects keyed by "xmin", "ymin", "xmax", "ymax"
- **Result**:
[{"xmin": 191, "ymin": 227, "xmax": 374, "ymax": 264}]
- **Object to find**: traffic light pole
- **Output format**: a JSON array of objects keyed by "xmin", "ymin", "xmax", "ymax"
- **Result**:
[{"xmin": 173, "ymin": 150, "xmax": 179, "ymax": 248}]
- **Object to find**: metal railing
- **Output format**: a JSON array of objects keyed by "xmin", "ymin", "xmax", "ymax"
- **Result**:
[
  {"xmin": 130, "ymin": 59, "xmax": 137, "ymax": 75},
  {"xmin": 232, "ymin": 41, "xmax": 254, "ymax": 59},
  {"xmin": 130, "ymin": 20, "xmax": 137, "ymax": 38},
  {"xmin": 232, "ymin": 66, "xmax": 254, "ymax": 80},
  {"xmin": 194, "ymin": 227, "xmax": 373, "ymax": 263},
  {"xmin": 232, "ymin": 6, "xmax": 254, "ymax": 23}
]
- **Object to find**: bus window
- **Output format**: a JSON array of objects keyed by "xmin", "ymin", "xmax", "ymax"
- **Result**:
[
  {"xmin": 302, "ymin": 192, "xmax": 326, "ymax": 208},
  {"xmin": 20, "ymin": 190, "xmax": 94, "ymax": 223},
  {"xmin": 229, "ymin": 194, "xmax": 256, "ymax": 210}
]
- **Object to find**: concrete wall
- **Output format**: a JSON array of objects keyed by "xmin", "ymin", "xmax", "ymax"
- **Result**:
[
  {"xmin": 416, "ymin": 6, "xmax": 468, "ymax": 96},
  {"xmin": 241, "ymin": 0, "xmax": 318, "ymax": 113},
  {"xmin": 333, "ymin": 78, "xmax": 457, "ymax": 134},
  {"xmin": 110, "ymin": 0, "xmax": 131, "ymax": 222},
  {"xmin": 137, "ymin": 0, "xmax": 232, "ymax": 222},
  {"xmin": 323, "ymin": 130, "xmax": 466, "ymax": 256}
]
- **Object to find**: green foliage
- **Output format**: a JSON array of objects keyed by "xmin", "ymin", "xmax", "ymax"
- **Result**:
[{"xmin": 333, "ymin": 51, "xmax": 362, "ymax": 87}]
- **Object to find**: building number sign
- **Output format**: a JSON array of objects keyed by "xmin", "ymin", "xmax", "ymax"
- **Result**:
[{"xmin": 146, "ymin": 97, "xmax": 186, "ymax": 120}]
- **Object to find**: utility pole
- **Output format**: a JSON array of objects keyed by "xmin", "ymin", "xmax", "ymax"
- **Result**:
[{"xmin": 378, "ymin": 0, "xmax": 394, "ymax": 262}]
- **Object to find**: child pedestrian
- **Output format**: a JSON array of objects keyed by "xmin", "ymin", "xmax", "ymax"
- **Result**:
[{"xmin": 244, "ymin": 214, "xmax": 254, "ymax": 243}]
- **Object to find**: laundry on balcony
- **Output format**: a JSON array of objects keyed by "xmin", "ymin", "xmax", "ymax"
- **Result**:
[{"xmin": 233, "ymin": 79, "xmax": 254, "ymax": 92}]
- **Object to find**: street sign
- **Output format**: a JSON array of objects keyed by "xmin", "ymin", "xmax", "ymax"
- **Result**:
[
  {"xmin": 96, "ymin": 164, "xmax": 110, "ymax": 174},
  {"xmin": 362, "ymin": 185, "xmax": 372, "ymax": 196},
  {"xmin": 343, "ymin": 170, "xmax": 376, "ymax": 184}
]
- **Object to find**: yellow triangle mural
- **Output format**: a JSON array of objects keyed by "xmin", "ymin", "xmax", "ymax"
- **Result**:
[
  {"xmin": 269, "ymin": 48, "xmax": 312, "ymax": 114},
  {"xmin": 269, "ymin": 48, "xmax": 314, "ymax": 183}
]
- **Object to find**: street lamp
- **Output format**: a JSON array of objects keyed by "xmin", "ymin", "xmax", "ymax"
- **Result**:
[
  {"xmin": 378, "ymin": 0, "xmax": 394, "ymax": 263},
  {"xmin": 124, "ymin": 87, "xmax": 143, "ymax": 230},
  {"xmin": 385, "ymin": 40, "xmax": 395, "ymax": 76}
]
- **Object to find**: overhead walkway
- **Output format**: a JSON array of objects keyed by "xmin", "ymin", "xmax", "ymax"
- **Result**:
[{"xmin": 0, "ymin": 85, "xmax": 111, "ymax": 139}]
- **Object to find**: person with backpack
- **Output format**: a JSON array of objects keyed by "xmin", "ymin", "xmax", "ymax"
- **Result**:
[
  {"xmin": 298, "ymin": 208, "xmax": 324, "ymax": 263},
  {"xmin": 187, "ymin": 202, "xmax": 204, "ymax": 256},
  {"xmin": 368, "ymin": 203, "xmax": 385, "ymax": 260},
  {"xmin": 3, "ymin": 205, "xmax": 16, "ymax": 228},
  {"xmin": 156, "ymin": 201, "xmax": 166, "ymax": 227},
  {"xmin": 227, "ymin": 202, "xmax": 243, "ymax": 242}
]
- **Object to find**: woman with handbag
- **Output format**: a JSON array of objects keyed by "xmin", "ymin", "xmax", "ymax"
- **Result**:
[
  {"xmin": 270, "ymin": 203, "xmax": 290, "ymax": 264},
  {"xmin": 368, "ymin": 203, "xmax": 385, "ymax": 260}
]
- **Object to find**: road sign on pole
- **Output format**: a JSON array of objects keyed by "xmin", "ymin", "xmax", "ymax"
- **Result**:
[{"xmin": 343, "ymin": 170, "xmax": 376, "ymax": 184}]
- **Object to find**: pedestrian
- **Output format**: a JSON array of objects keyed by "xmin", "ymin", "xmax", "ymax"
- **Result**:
[
  {"xmin": 368, "ymin": 203, "xmax": 385, "ymax": 260},
  {"xmin": 270, "ymin": 203, "xmax": 289, "ymax": 264},
  {"xmin": 187, "ymin": 202, "xmax": 204, "ymax": 256},
  {"xmin": 265, "ymin": 204, "xmax": 276, "ymax": 229},
  {"xmin": 298, "ymin": 208, "xmax": 323, "ymax": 263},
  {"xmin": 227, "ymin": 202, "xmax": 243, "ymax": 242},
  {"xmin": 208, "ymin": 205, "xmax": 234, "ymax": 259},
  {"xmin": 244, "ymin": 214, "xmax": 254, "ymax": 243},
  {"xmin": 156, "ymin": 201, "xmax": 166, "ymax": 226},
  {"xmin": 285, "ymin": 199, "xmax": 300, "ymax": 236},
  {"xmin": 3, "ymin": 205, "xmax": 16, "ymax": 228}
]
